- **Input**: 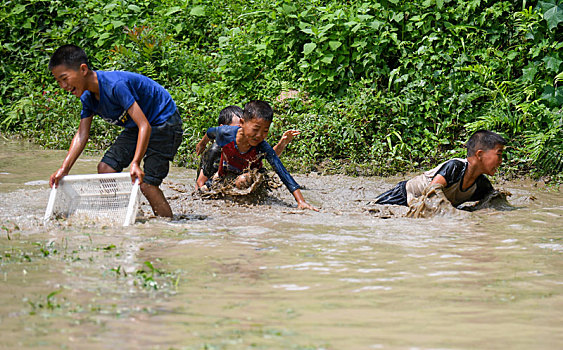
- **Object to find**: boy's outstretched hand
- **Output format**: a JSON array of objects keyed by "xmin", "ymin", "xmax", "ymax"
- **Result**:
[
  {"xmin": 292, "ymin": 188, "xmax": 319, "ymax": 211},
  {"xmin": 274, "ymin": 130, "xmax": 300, "ymax": 156},
  {"xmin": 280, "ymin": 130, "xmax": 300, "ymax": 145},
  {"xmin": 298, "ymin": 201, "xmax": 319, "ymax": 211}
]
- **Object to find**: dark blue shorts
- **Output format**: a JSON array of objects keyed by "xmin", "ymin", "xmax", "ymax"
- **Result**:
[
  {"xmin": 101, "ymin": 111, "xmax": 183, "ymax": 186},
  {"xmin": 375, "ymin": 180, "xmax": 408, "ymax": 206}
]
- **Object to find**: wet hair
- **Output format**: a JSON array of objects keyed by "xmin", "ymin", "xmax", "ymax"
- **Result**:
[
  {"xmin": 48, "ymin": 44, "xmax": 91, "ymax": 71},
  {"xmin": 466, "ymin": 130, "xmax": 506, "ymax": 156},
  {"xmin": 218, "ymin": 105, "xmax": 243, "ymax": 125},
  {"xmin": 242, "ymin": 100, "xmax": 273, "ymax": 122}
]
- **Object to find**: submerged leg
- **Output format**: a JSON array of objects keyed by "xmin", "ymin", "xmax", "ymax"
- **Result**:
[{"xmin": 140, "ymin": 182, "xmax": 173, "ymax": 218}]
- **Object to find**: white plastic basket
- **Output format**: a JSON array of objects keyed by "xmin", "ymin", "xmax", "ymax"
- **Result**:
[{"xmin": 44, "ymin": 173, "xmax": 141, "ymax": 226}]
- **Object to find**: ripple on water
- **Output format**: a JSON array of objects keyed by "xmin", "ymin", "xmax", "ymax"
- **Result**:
[
  {"xmin": 535, "ymin": 243, "xmax": 563, "ymax": 251},
  {"xmin": 353, "ymin": 285, "xmax": 393, "ymax": 292},
  {"xmin": 272, "ymin": 284, "xmax": 311, "ymax": 291}
]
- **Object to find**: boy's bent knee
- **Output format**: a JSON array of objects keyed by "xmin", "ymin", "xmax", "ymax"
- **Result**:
[{"xmin": 98, "ymin": 161, "xmax": 117, "ymax": 173}]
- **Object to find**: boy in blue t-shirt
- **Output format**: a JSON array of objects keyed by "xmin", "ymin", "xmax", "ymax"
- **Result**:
[{"xmin": 48, "ymin": 44, "xmax": 183, "ymax": 217}]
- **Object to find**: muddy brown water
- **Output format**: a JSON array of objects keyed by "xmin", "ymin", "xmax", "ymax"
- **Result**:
[{"xmin": 0, "ymin": 139, "xmax": 561, "ymax": 349}]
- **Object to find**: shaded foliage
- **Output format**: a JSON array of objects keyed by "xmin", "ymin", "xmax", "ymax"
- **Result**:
[{"xmin": 0, "ymin": 0, "xmax": 561, "ymax": 177}]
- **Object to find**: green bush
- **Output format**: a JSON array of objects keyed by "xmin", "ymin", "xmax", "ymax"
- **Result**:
[{"xmin": 0, "ymin": 0, "xmax": 561, "ymax": 178}]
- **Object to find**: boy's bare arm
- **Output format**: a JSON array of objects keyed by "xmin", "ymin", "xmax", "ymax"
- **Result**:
[
  {"xmin": 196, "ymin": 134, "xmax": 211, "ymax": 155},
  {"xmin": 292, "ymin": 188, "xmax": 319, "ymax": 211},
  {"xmin": 128, "ymin": 102, "xmax": 151, "ymax": 183},
  {"xmin": 273, "ymin": 130, "xmax": 300, "ymax": 156},
  {"xmin": 50, "ymin": 116, "xmax": 93, "ymax": 187},
  {"xmin": 430, "ymin": 174, "xmax": 448, "ymax": 187}
]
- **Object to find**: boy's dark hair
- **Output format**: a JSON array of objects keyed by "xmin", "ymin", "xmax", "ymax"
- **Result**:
[
  {"xmin": 243, "ymin": 100, "xmax": 273, "ymax": 122},
  {"xmin": 466, "ymin": 130, "xmax": 506, "ymax": 156},
  {"xmin": 218, "ymin": 106, "xmax": 243, "ymax": 125},
  {"xmin": 48, "ymin": 44, "xmax": 91, "ymax": 71}
]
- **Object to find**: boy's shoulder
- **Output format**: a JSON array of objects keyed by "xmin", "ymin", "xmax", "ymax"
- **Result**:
[
  {"xmin": 444, "ymin": 157, "xmax": 467, "ymax": 165},
  {"xmin": 213, "ymin": 125, "xmax": 239, "ymax": 145},
  {"xmin": 97, "ymin": 70, "xmax": 145, "ymax": 83},
  {"xmin": 437, "ymin": 157, "xmax": 467, "ymax": 174},
  {"xmin": 216, "ymin": 125, "xmax": 239, "ymax": 136},
  {"xmin": 218, "ymin": 125, "xmax": 239, "ymax": 131},
  {"xmin": 424, "ymin": 158, "xmax": 466, "ymax": 175}
]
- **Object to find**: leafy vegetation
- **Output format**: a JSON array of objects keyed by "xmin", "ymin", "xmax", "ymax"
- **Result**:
[{"xmin": 0, "ymin": 0, "xmax": 561, "ymax": 178}]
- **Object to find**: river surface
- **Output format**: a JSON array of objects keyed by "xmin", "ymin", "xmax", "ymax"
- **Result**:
[{"xmin": 0, "ymin": 139, "xmax": 561, "ymax": 349}]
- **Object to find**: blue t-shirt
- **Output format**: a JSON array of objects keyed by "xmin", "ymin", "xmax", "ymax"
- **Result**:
[
  {"xmin": 80, "ymin": 71, "xmax": 177, "ymax": 128},
  {"xmin": 207, "ymin": 125, "xmax": 301, "ymax": 193}
]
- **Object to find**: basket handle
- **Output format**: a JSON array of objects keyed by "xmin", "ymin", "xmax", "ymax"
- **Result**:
[
  {"xmin": 43, "ymin": 185, "xmax": 58, "ymax": 222},
  {"xmin": 124, "ymin": 178, "xmax": 141, "ymax": 226}
]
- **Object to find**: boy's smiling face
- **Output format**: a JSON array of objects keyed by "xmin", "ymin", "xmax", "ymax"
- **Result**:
[
  {"xmin": 51, "ymin": 64, "xmax": 88, "ymax": 98},
  {"xmin": 240, "ymin": 117, "xmax": 271, "ymax": 147},
  {"xmin": 479, "ymin": 144, "xmax": 504, "ymax": 176}
]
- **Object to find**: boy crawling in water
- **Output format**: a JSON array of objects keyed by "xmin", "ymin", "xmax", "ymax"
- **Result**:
[
  {"xmin": 195, "ymin": 105, "xmax": 299, "ymax": 191},
  {"xmin": 375, "ymin": 130, "xmax": 506, "ymax": 208},
  {"xmin": 196, "ymin": 100, "xmax": 318, "ymax": 211}
]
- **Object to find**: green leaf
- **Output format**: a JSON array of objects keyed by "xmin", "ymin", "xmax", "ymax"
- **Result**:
[
  {"xmin": 521, "ymin": 65, "xmax": 537, "ymax": 82},
  {"xmin": 321, "ymin": 54, "xmax": 334, "ymax": 64},
  {"xmin": 111, "ymin": 20, "xmax": 125, "ymax": 28},
  {"xmin": 328, "ymin": 41, "xmax": 342, "ymax": 50},
  {"xmin": 540, "ymin": 85, "xmax": 562, "ymax": 106},
  {"xmin": 557, "ymin": 87, "xmax": 563, "ymax": 105},
  {"xmin": 11, "ymin": 4, "xmax": 27, "ymax": 15},
  {"xmin": 506, "ymin": 51, "xmax": 518, "ymax": 61},
  {"xmin": 218, "ymin": 36, "xmax": 229, "ymax": 45},
  {"xmin": 301, "ymin": 28, "xmax": 314, "ymax": 35},
  {"xmin": 127, "ymin": 5, "xmax": 141, "ymax": 12},
  {"xmin": 303, "ymin": 42, "xmax": 317, "ymax": 55},
  {"xmin": 539, "ymin": 1, "xmax": 563, "ymax": 30},
  {"xmin": 543, "ymin": 55, "xmax": 562, "ymax": 73},
  {"xmin": 370, "ymin": 20, "xmax": 384, "ymax": 30},
  {"xmin": 165, "ymin": 6, "xmax": 182, "ymax": 16},
  {"xmin": 320, "ymin": 23, "xmax": 335, "ymax": 34},
  {"xmin": 104, "ymin": 3, "xmax": 118, "ymax": 11},
  {"xmin": 190, "ymin": 6, "xmax": 205, "ymax": 16},
  {"xmin": 280, "ymin": 4, "xmax": 296, "ymax": 14},
  {"xmin": 393, "ymin": 12, "xmax": 404, "ymax": 23},
  {"xmin": 92, "ymin": 14, "xmax": 103, "ymax": 24}
]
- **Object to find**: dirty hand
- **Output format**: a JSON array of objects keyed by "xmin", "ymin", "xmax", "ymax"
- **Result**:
[
  {"xmin": 49, "ymin": 168, "xmax": 68, "ymax": 188},
  {"xmin": 406, "ymin": 183, "xmax": 454, "ymax": 218},
  {"xmin": 298, "ymin": 201, "xmax": 319, "ymax": 212},
  {"xmin": 130, "ymin": 162, "xmax": 144, "ymax": 184},
  {"xmin": 234, "ymin": 173, "xmax": 253, "ymax": 189}
]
